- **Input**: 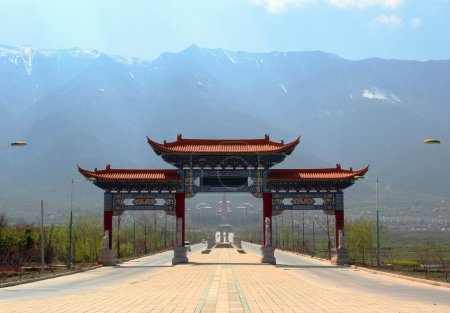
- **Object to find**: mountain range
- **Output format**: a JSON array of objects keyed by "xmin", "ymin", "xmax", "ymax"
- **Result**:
[{"xmin": 1, "ymin": 43, "xmax": 450, "ymax": 220}]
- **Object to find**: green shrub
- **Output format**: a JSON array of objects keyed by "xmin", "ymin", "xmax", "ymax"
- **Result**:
[{"xmin": 392, "ymin": 260, "xmax": 420, "ymax": 267}]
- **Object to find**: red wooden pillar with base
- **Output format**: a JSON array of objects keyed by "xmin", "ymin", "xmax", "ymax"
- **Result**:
[
  {"xmin": 104, "ymin": 210, "xmax": 113, "ymax": 249},
  {"xmin": 331, "ymin": 206, "xmax": 349, "ymax": 265},
  {"xmin": 98, "ymin": 202, "xmax": 117, "ymax": 266},
  {"xmin": 261, "ymin": 192, "xmax": 276, "ymax": 264},
  {"xmin": 172, "ymin": 192, "xmax": 188, "ymax": 265},
  {"xmin": 335, "ymin": 210, "xmax": 344, "ymax": 249}
]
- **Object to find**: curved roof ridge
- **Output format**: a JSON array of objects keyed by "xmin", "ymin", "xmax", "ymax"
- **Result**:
[
  {"xmin": 78, "ymin": 165, "xmax": 181, "ymax": 181},
  {"xmin": 271, "ymin": 165, "xmax": 369, "ymax": 173},
  {"xmin": 268, "ymin": 165, "xmax": 369, "ymax": 181},
  {"xmin": 146, "ymin": 134, "xmax": 300, "ymax": 155}
]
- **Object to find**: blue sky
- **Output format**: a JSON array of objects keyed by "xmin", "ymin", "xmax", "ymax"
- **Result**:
[{"xmin": 0, "ymin": 0, "xmax": 449, "ymax": 60}]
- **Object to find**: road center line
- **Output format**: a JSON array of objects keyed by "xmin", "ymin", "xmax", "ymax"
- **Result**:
[
  {"xmin": 194, "ymin": 252, "xmax": 220, "ymax": 313},
  {"xmin": 231, "ymin": 265, "xmax": 250, "ymax": 313}
]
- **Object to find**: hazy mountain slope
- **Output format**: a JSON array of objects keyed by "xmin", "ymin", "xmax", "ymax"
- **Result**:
[{"xmin": 1, "ymin": 44, "xmax": 450, "ymax": 217}]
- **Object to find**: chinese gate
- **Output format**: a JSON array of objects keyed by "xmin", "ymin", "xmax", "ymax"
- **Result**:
[{"xmin": 79, "ymin": 134, "xmax": 368, "ymax": 265}]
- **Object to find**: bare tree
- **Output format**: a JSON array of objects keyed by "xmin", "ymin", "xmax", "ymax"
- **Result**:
[
  {"xmin": 0, "ymin": 212, "xmax": 8, "ymax": 228},
  {"xmin": 326, "ymin": 214, "xmax": 332, "ymax": 258},
  {"xmin": 314, "ymin": 214, "xmax": 331, "ymax": 259},
  {"xmin": 44, "ymin": 224, "xmax": 56, "ymax": 270},
  {"xmin": 153, "ymin": 211, "xmax": 158, "ymax": 249},
  {"xmin": 114, "ymin": 215, "xmax": 121, "ymax": 259},
  {"xmin": 432, "ymin": 243, "xmax": 449, "ymax": 282},
  {"xmin": 290, "ymin": 210, "xmax": 294, "ymax": 251},
  {"xmin": 416, "ymin": 240, "xmax": 434, "ymax": 279},
  {"xmin": 86, "ymin": 216, "xmax": 102, "ymax": 263},
  {"xmin": 346, "ymin": 217, "xmax": 376, "ymax": 266},
  {"xmin": 137, "ymin": 212, "xmax": 152, "ymax": 254},
  {"xmin": 364, "ymin": 218, "xmax": 375, "ymax": 267}
]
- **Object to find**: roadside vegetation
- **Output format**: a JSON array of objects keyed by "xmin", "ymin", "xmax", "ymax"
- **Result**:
[
  {"xmin": 2, "ymin": 207, "xmax": 449, "ymax": 285},
  {"xmin": 238, "ymin": 211, "xmax": 450, "ymax": 283},
  {"xmin": 0, "ymin": 211, "xmax": 207, "ymax": 284}
]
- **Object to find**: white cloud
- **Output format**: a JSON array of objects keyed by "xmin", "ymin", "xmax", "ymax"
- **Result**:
[
  {"xmin": 249, "ymin": 0, "xmax": 317, "ymax": 14},
  {"xmin": 327, "ymin": 0, "xmax": 404, "ymax": 9},
  {"xmin": 410, "ymin": 17, "xmax": 422, "ymax": 28},
  {"xmin": 249, "ymin": 0, "xmax": 404, "ymax": 13},
  {"xmin": 371, "ymin": 14, "xmax": 402, "ymax": 29}
]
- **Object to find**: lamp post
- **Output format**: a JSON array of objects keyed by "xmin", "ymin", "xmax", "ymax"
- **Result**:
[
  {"xmin": 40, "ymin": 200, "xmax": 45, "ymax": 273},
  {"xmin": 354, "ymin": 175, "xmax": 381, "ymax": 268},
  {"xmin": 67, "ymin": 178, "xmax": 75, "ymax": 269},
  {"xmin": 376, "ymin": 178, "xmax": 380, "ymax": 268},
  {"xmin": 67, "ymin": 178, "xmax": 78, "ymax": 269},
  {"xmin": 67, "ymin": 177, "xmax": 94, "ymax": 269},
  {"xmin": 67, "ymin": 211, "xmax": 73, "ymax": 270}
]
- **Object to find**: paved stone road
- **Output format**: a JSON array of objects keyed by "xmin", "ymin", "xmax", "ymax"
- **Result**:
[{"xmin": 1, "ymin": 246, "xmax": 449, "ymax": 312}]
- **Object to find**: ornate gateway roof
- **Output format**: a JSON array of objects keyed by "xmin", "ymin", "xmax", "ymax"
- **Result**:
[
  {"xmin": 268, "ymin": 164, "xmax": 369, "ymax": 181},
  {"xmin": 78, "ymin": 136, "xmax": 368, "ymax": 193},
  {"xmin": 78, "ymin": 165, "xmax": 181, "ymax": 181},
  {"xmin": 78, "ymin": 165, "xmax": 181, "ymax": 192},
  {"xmin": 147, "ymin": 134, "xmax": 300, "ymax": 155}
]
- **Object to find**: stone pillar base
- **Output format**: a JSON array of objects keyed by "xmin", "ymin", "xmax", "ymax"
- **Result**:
[
  {"xmin": 172, "ymin": 246, "xmax": 188, "ymax": 265},
  {"xmin": 207, "ymin": 239, "xmax": 215, "ymax": 249},
  {"xmin": 261, "ymin": 246, "xmax": 276, "ymax": 264},
  {"xmin": 233, "ymin": 236, "xmax": 242, "ymax": 249},
  {"xmin": 331, "ymin": 248, "xmax": 349, "ymax": 265},
  {"xmin": 98, "ymin": 248, "xmax": 117, "ymax": 266}
]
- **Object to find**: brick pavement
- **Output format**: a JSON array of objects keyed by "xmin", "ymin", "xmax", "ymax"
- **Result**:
[{"xmin": 1, "ymin": 247, "xmax": 449, "ymax": 312}]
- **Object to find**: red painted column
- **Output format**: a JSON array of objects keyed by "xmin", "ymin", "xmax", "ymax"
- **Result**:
[
  {"xmin": 104, "ymin": 210, "xmax": 113, "ymax": 249},
  {"xmin": 335, "ymin": 210, "xmax": 344, "ymax": 248},
  {"xmin": 176, "ymin": 192, "xmax": 186, "ymax": 246},
  {"xmin": 262, "ymin": 192, "xmax": 272, "ymax": 247}
]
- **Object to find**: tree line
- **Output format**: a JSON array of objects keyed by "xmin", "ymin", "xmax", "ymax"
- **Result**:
[
  {"xmin": 0, "ymin": 211, "xmax": 207, "ymax": 275},
  {"xmin": 239, "ymin": 212, "xmax": 450, "ymax": 282}
]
